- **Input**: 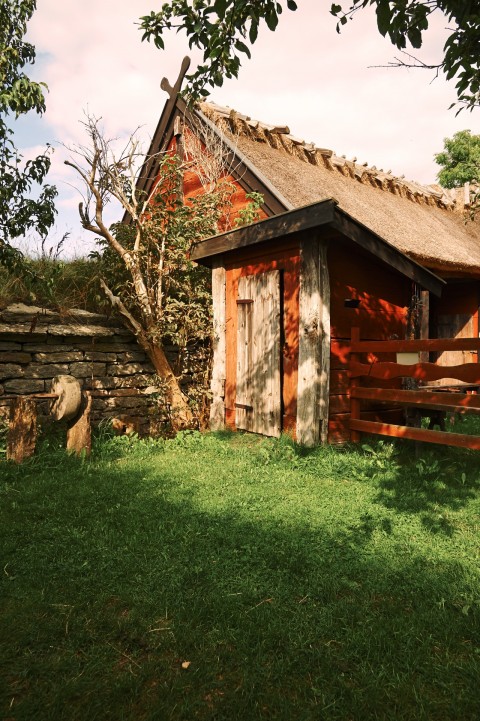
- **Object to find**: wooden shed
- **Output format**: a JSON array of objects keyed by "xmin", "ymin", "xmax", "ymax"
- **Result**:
[
  {"xmin": 191, "ymin": 200, "xmax": 443, "ymax": 445},
  {"xmin": 194, "ymin": 101, "xmax": 480, "ymax": 369},
  {"xmin": 134, "ymin": 60, "xmax": 480, "ymax": 382},
  {"xmin": 130, "ymin": 60, "xmax": 480, "ymax": 441}
]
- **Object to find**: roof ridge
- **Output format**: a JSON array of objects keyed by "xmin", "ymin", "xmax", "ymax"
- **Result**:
[{"xmin": 198, "ymin": 101, "xmax": 459, "ymax": 212}]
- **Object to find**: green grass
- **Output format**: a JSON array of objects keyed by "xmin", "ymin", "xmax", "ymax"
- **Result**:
[{"xmin": 1, "ymin": 429, "xmax": 480, "ymax": 720}]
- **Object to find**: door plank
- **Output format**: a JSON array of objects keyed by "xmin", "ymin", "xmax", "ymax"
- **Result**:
[{"xmin": 236, "ymin": 271, "xmax": 281, "ymax": 437}]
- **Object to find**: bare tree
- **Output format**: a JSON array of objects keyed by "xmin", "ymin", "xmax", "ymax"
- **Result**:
[{"xmin": 65, "ymin": 116, "xmax": 239, "ymax": 430}]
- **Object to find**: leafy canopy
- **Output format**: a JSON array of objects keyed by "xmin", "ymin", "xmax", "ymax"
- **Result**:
[
  {"xmin": 434, "ymin": 129, "xmax": 480, "ymax": 188},
  {"xmin": 140, "ymin": 1, "xmax": 480, "ymax": 109},
  {"xmin": 0, "ymin": 0, "xmax": 57, "ymax": 267},
  {"xmin": 140, "ymin": 0, "xmax": 298, "ymax": 98},
  {"xmin": 331, "ymin": 1, "xmax": 480, "ymax": 112}
]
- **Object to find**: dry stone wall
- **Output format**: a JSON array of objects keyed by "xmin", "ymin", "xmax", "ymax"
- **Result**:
[{"xmin": 0, "ymin": 304, "xmax": 166, "ymax": 435}]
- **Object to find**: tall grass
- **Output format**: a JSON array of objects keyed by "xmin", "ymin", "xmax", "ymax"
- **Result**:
[
  {"xmin": 0, "ymin": 256, "xmax": 102, "ymax": 312},
  {"xmin": 1, "ymin": 429, "xmax": 479, "ymax": 720}
]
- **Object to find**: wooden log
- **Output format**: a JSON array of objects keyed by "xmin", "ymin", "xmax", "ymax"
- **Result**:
[
  {"xmin": 349, "ymin": 419, "xmax": 480, "ymax": 451},
  {"xmin": 210, "ymin": 262, "xmax": 226, "ymax": 431},
  {"xmin": 66, "ymin": 392, "xmax": 92, "ymax": 457},
  {"xmin": 296, "ymin": 237, "xmax": 330, "ymax": 446},
  {"xmin": 350, "ymin": 337, "xmax": 480, "ymax": 353},
  {"xmin": 351, "ymin": 386, "xmax": 480, "ymax": 411},
  {"xmin": 7, "ymin": 397, "xmax": 37, "ymax": 463},
  {"xmin": 329, "ymin": 408, "xmax": 404, "ymax": 445},
  {"xmin": 349, "ymin": 360, "xmax": 480, "ymax": 384}
]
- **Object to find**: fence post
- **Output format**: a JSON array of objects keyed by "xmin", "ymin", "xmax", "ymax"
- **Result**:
[
  {"xmin": 350, "ymin": 326, "xmax": 361, "ymax": 443},
  {"xmin": 66, "ymin": 391, "xmax": 92, "ymax": 457}
]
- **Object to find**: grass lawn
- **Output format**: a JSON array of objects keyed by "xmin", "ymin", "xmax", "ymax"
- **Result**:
[{"xmin": 1, "ymin": 428, "xmax": 480, "ymax": 720}]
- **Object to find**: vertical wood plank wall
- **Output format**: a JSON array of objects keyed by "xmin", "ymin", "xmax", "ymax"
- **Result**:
[
  {"xmin": 210, "ymin": 261, "xmax": 227, "ymax": 430},
  {"xmin": 156, "ymin": 134, "xmax": 269, "ymax": 227},
  {"xmin": 327, "ymin": 242, "xmax": 410, "ymax": 444}
]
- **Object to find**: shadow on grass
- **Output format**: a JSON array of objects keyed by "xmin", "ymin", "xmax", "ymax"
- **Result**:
[
  {"xmin": 365, "ymin": 440, "xmax": 480, "ymax": 536},
  {"xmin": 1, "ymin": 448, "xmax": 479, "ymax": 721}
]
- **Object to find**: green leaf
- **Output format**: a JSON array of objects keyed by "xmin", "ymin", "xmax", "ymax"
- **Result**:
[
  {"xmin": 375, "ymin": 1, "xmax": 392, "ymax": 37},
  {"xmin": 265, "ymin": 9, "xmax": 279, "ymax": 31},
  {"xmin": 249, "ymin": 20, "xmax": 259, "ymax": 44},
  {"xmin": 235, "ymin": 40, "xmax": 251, "ymax": 58},
  {"xmin": 213, "ymin": 0, "xmax": 228, "ymax": 18},
  {"xmin": 407, "ymin": 27, "xmax": 422, "ymax": 50}
]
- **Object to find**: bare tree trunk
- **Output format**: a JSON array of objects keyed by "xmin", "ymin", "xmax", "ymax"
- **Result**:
[
  {"xmin": 100, "ymin": 280, "xmax": 193, "ymax": 430},
  {"xmin": 144, "ymin": 341, "xmax": 193, "ymax": 430}
]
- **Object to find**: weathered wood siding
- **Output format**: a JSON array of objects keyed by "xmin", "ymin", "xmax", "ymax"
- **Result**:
[
  {"xmin": 210, "ymin": 261, "xmax": 227, "ymax": 430},
  {"xmin": 223, "ymin": 234, "xmax": 410, "ymax": 444},
  {"xmin": 296, "ymin": 239, "xmax": 330, "ymax": 446},
  {"xmin": 328, "ymin": 240, "xmax": 410, "ymax": 444},
  {"xmin": 236, "ymin": 271, "xmax": 281, "ymax": 437},
  {"xmin": 154, "ymin": 135, "xmax": 269, "ymax": 228}
]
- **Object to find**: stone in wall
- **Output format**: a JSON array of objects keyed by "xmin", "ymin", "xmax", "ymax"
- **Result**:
[
  {"xmin": 24, "ymin": 363, "xmax": 70, "ymax": 379},
  {"xmin": 122, "ymin": 351, "xmax": 148, "ymax": 362},
  {"xmin": 83, "ymin": 352, "xmax": 117, "ymax": 362},
  {"xmin": 0, "ymin": 352, "xmax": 31, "ymax": 363},
  {"xmin": 69, "ymin": 362, "xmax": 107, "ymax": 378},
  {"xmin": 23, "ymin": 343, "xmax": 74, "ymax": 352},
  {"xmin": 85, "ymin": 375, "xmax": 157, "ymax": 390},
  {"xmin": 4, "ymin": 379, "xmax": 45, "ymax": 393},
  {"xmin": 34, "ymin": 352, "xmax": 84, "ymax": 363},
  {"xmin": 107, "ymin": 362, "xmax": 151, "ymax": 376},
  {"xmin": 0, "ymin": 364, "xmax": 24, "ymax": 381}
]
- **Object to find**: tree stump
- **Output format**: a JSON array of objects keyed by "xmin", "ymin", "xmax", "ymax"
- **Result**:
[
  {"xmin": 7, "ymin": 397, "xmax": 38, "ymax": 463},
  {"xmin": 66, "ymin": 392, "xmax": 92, "ymax": 457}
]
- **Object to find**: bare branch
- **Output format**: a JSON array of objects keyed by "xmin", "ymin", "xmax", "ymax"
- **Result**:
[{"xmin": 369, "ymin": 50, "xmax": 443, "ymax": 83}]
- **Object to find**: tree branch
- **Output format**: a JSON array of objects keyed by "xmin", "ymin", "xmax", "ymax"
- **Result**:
[{"xmin": 99, "ymin": 278, "xmax": 144, "ymax": 338}]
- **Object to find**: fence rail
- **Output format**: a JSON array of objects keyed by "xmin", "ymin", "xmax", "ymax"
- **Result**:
[{"xmin": 348, "ymin": 326, "xmax": 480, "ymax": 450}]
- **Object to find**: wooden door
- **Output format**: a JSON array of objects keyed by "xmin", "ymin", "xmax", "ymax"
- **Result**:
[{"xmin": 236, "ymin": 271, "xmax": 281, "ymax": 437}]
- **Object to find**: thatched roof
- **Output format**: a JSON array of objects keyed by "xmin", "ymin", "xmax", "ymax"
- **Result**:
[{"xmin": 199, "ymin": 102, "xmax": 480, "ymax": 277}]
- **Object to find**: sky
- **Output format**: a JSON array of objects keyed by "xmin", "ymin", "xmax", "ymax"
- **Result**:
[{"xmin": 15, "ymin": 0, "xmax": 479, "ymax": 257}]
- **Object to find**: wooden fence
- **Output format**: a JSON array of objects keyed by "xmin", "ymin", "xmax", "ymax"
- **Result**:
[{"xmin": 348, "ymin": 327, "xmax": 480, "ymax": 450}]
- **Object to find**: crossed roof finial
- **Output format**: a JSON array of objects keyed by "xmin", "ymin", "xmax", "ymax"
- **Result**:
[{"xmin": 160, "ymin": 56, "xmax": 191, "ymax": 99}]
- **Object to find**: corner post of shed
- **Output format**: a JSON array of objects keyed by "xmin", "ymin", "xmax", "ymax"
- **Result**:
[
  {"xmin": 210, "ymin": 259, "xmax": 227, "ymax": 430},
  {"xmin": 296, "ymin": 236, "xmax": 331, "ymax": 446}
]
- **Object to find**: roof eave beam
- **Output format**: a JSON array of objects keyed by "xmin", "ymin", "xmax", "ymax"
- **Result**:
[{"xmin": 191, "ymin": 199, "xmax": 336, "ymax": 263}]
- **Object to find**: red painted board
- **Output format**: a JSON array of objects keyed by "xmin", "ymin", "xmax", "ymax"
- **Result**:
[{"xmin": 349, "ymin": 419, "xmax": 480, "ymax": 450}]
